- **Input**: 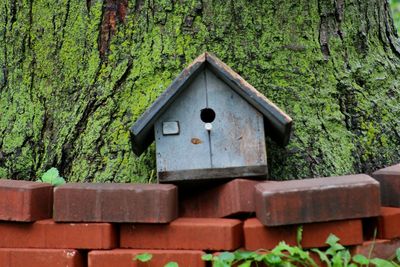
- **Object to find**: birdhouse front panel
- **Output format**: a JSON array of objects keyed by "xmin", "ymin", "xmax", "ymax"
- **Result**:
[{"xmin": 154, "ymin": 68, "xmax": 267, "ymax": 181}]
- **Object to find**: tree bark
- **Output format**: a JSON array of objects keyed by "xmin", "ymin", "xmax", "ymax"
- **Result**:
[{"xmin": 0, "ymin": 0, "xmax": 399, "ymax": 182}]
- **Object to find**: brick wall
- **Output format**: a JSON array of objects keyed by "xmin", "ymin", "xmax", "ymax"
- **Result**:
[{"xmin": 0, "ymin": 164, "xmax": 399, "ymax": 266}]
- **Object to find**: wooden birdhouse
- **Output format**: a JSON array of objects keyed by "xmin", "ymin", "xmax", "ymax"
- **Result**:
[{"xmin": 131, "ymin": 53, "xmax": 292, "ymax": 183}]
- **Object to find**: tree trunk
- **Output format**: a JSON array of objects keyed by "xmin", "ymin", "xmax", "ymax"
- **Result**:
[{"xmin": 0, "ymin": 0, "xmax": 399, "ymax": 182}]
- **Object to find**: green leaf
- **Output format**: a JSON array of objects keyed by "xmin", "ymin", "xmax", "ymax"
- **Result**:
[
  {"xmin": 213, "ymin": 258, "xmax": 231, "ymax": 267},
  {"xmin": 370, "ymin": 258, "xmax": 397, "ymax": 267},
  {"xmin": 296, "ymin": 225, "xmax": 303, "ymax": 247},
  {"xmin": 311, "ymin": 249, "xmax": 332, "ymax": 267},
  {"xmin": 332, "ymin": 253, "xmax": 343, "ymax": 267},
  {"xmin": 339, "ymin": 250, "xmax": 352, "ymax": 266},
  {"xmin": 326, "ymin": 243, "xmax": 345, "ymax": 256},
  {"xmin": 233, "ymin": 250, "xmax": 257, "ymax": 261},
  {"xmin": 218, "ymin": 252, "xmax": 235, "ymax": 263},
  {"xmin": 396, "ymin": 248, "xmax": 400, "ymax": 262},
  {"xmin": 286, "ymin": 246, "xmax": 309, "ymax": 260},
  {"xmin": 272, "ymin": 241, "xmax": 291, "ymax": 254},
  {"xmin": 263, "ymin": 253, "xmax": 282, "ymax": 264},
  {"xmin": 201, "ymin": 254, "xmax": 213, "ymax": 261},
  {"xmin": 352, "ymin": 254, "xmax": 369, "ymax": 265},
  {"xmin": 326, "ymin": 234, "xmax": 341, "ymax": 247},
  {"xmin": 40, "ymin": 167, "xmax": 66, "ymax": 186},
  {"xmin": 134, "ymin": 253, "xmax": 153, "ymax": 262},
  {"xmin": 238, "ymin": 260, "xmax": 252, "ymax": 267},
  {"xmin": 254, "ymin": 253, "xmax": 266, "ymax": 262},
  {"xmin": 164, "ymin": 262, "xmax": 179, "ymax": 267}
]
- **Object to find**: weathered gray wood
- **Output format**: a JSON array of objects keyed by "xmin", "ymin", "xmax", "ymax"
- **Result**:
[
  {"xmin": 154, "ymin": 68, "xmax": 268, "ymax": 181},
  {"xmin": 206, "ymin": 69, "xmax": 267, "ymax": 168},
  {"xmin": 155, "ymin": 72, "xmax": 211, "ymax": 172},
  {"xmin": 158, "ymin": 165, "xmax": 268, "ymax": 182}
]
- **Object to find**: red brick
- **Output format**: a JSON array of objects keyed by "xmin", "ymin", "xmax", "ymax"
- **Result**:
[
  {"xmin": 180, "ymin": 179, "xmax": 260, "ymax": 218},
  {"xmin": 89, "ymin": 249, "xmax": 205, "ymax": 267},
  {"xmin": 54, "ymin": 183, "xmax": 177, "ymax": 223},
  {"xmin": 376, "ymin": 207, "xmax": 400, "ymax": 239},
  {"xmin": 255, "ymin": 175, "xmax": 380, "ymax": 226},
  {"xmin": 372, "ymin": 164, "xmax": 400, "ymax": 207},
  {"xmin": 0, "ymin": 219, "xmax": 116, "ymax": 249},
  {"xmin": 120, "ymin": 218, "xmax": 243, "ymax": 250},
  {"xmin": 351, "ymin": 239, "xmax": 400, "ymax": 259},
  {"xmin": 0, "ymin": 179, "xmax": 53, "ymax": 221},
  {"xmin": 0, "ymin": 248, "xmax": 83, "ymax": 267},
  {"xmin": 244, "ymin": 218, "xmax": 363, "ymax": 250}
]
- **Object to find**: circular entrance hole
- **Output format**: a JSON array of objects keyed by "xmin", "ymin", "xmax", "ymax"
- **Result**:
[{"xmin": 200, "ymin": 108, "xmax": 216, "ymax": 123}]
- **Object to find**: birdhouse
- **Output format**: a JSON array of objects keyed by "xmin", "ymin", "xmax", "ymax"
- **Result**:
[{"xmin": 131, "ymin": 52, "xmax": 292, "ymax": 183}]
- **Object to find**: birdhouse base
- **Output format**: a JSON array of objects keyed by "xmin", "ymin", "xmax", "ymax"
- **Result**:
[{"xmin": 158, "ymin": 165, "xmax": 268, "ymax": 183}]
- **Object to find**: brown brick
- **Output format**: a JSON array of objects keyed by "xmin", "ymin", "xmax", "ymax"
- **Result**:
[
  {"xmin": 376, "ymin": 207, "xmax": 400, "ymax": 239},
  {"xmin": 255, "ymin": 174, "xmax": 380, "ymax": 226},
  {"xmin": 0, "ymin": 179, "xmax": 53, "ymax": 221},
  {"xmin": 54, "ymin": 183, "xmax": 178, "ymax": 223},
  {"xmin": 244, "ymin": 218, "xmax": 363, "ymax": 250},
  {"xmin": 180, "ymin": 179, "xmax": 260, "ymax": 218},
  {"xmin": 372, "ymin": 164, "xmax": 400, "ymax": 207},
  {"xmin": 0, "ymin": 219, "xmax": 116, "ymax": 249},
  {"xmin": 0, "ymin": 248, "xmax": 84, "ymax": 267},
  {"xmin": 89, "ymin": 249, "xmax": 206, "ymax": 267},
  {"xmin": 351, "ymin": 239, "xmax": 400, "ymax": 260},
  {"xmin": 120, "ymin": 218, "xmax": 243, "ymax": 251}
]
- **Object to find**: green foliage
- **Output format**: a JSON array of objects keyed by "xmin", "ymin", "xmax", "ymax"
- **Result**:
[
  {"xmin": 390, "ymin": 0, "xmax": 400, "ymax": 31},
  {"xmin": 397, "ymin": 248, "xmax": 400, "ymax": 261},
  {"xmin": 135, "ymin": 229, "xmax": 400, "ymax": 267},
  {"xmin": 38, "ymin": 168, "xmax": 66, "ymax": 186},
  {"xmin": 134, "ymin": 253, "xmax": 153, "ymax": 262},
  {"xmin": 201, "ymin": 234, "xmax": 400, "ymax": 267},
  {"xmin": 134, "ymin": 253, "xmax": 177, "ymax": 267},
  {"xmin": 297, "ymin": 225, "xmax": 304, "ymax": 248}
]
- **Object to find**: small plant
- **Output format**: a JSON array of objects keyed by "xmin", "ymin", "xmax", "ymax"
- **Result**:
[
  {"xmin": 38, "ymin": 167, "xmax": 66, "ymax": 186},
  {"xmin": 202, "ymin": 234, "xmax": 400, "ymax": 267},
  {"xmin": 134, "ymin": 253, "xmax": 178, "ymax": 267},
  {"xmin": 134, "ymin": 235, "xmax": 400, "ymax": 267}
]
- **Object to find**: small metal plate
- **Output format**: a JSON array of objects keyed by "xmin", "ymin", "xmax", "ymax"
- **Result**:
[{"xmin": 162, "ymin": 121, "xmax": 180, "ymax": 135}]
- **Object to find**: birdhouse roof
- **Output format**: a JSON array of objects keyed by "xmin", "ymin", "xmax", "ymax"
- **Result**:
[{"xmin": 130, "ymin": 52, "xmax": 292, "ymax": 156}]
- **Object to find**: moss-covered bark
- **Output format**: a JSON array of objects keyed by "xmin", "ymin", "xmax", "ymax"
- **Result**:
[{"xmin": 0, "ymin": 0, "xmax": 399, "ymax": 182}]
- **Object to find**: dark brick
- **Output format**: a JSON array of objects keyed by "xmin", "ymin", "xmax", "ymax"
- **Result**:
[
  {"xmin": 89, "ymin": 249, "xmax": 206, "ymax": 267},
  {"xmin": 351, "ymin": 239, "xmax": 400, "ymax": 260},
  {"xmin": 0, "ymin": 248, "xmax": 84, "ymax": 267},
  {"xmin": 0, "ymin": 219, "xmax": 117, "ymax": 249},
  {"xmin": 180, "ymin": 179, "xmax": 260, "ymax": 218},
  {"xmin": 54, "ymin": 183, "xmax": 178, "ymax": 223},
  {"xmin": 372, "ymin": 164, "xmax": 400, "ymax": 207},
  {"xmin": 120, "ymin": 218, "xmax": 243, "ymax": 251},
  {"xmin": 244, "ymin": 218, "xmax": 363, "ymax": 250},
  {"xmin": 255, "ymin": 174, "xmax": 380, "ymax": 226},
  {"xmin": 0, "ymin": 179, "xmax": 53, "ymax": 221}
]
